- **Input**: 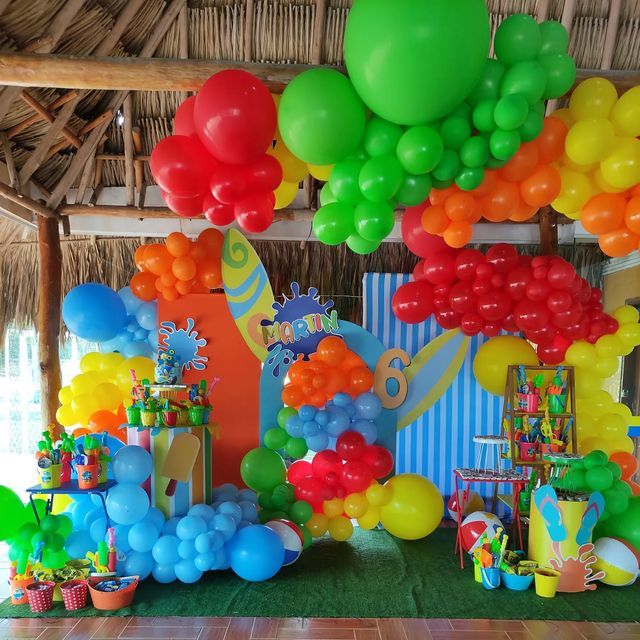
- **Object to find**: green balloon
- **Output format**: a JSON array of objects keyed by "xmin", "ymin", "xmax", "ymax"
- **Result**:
[
  {"xmin": 396, "ymin": 126, "xmax": 443, "ymax": 175},
  {"xmin": 31, "ymin": 531, "xmax": 51, "ymax": 548},
  {"xmin": 348, "ymin": 147, "xmax": 369, "ymax": 162},
  {"xmin": 47, "ymin": 532, "xmax": 65, "ymax": 552},
  {"xmin": 319, "ymin": 182, "xmax": 338, "ymax": 207},
  {"xmin": 456, "ymin": 167, "xmax": 485, "ymax": 191},
  {"xmin": 289, "ymin": 500, "xmax": 313, "ymax": 525},
  {"xmin": 284, "ymin": 437, "xmax": 308, "ymax": 459},
  {"xmin": 264, "ymin": 427, "xmax": 290, "ymax": 450},
  {"xmin": 472, "ymin": 99, "xmax": 498, "ymax": 133},
  {"xmin": 494, "ymin": 94, "xmax": 529, "ymax": 131},
  {"xmin": 564, "ymin": 468, "xmax": 588, "ymax": 493},
  {"xmin": 343, "ymin": 0, "xmax": 490, "ymax": 124},
  {"xmin": 240, "ymin": 447, "xmax": 286, "ymax": 493},
  {"xmin": 42, "ymin": 548, "xmax": 70, "ymax": 570},
  {"xmin": 440, "ymin": 117, "xmax": 471, "ymax": 151},
  {"xmin": 299, "ymin": 523, "xmax": 313, "ymax": 550},
  {"xmin": 597, "ymin": 496, "xmax": 640, "ymax": 552},
  {"xmin": 494, "ymin": 14, "xmax": 541, "ymax": 68},
  {"xmin": 56, "ymin": 515, "xmax": 73, "ymax": 539},
  {"xmin": 432, "ymin": 177, "xmax": 455, "ymax": 189},
  {"xmin": 467, "ymin": 59, "xmax": 506, "ymax": 106},
  {"xmin": 489, "ymin": 129, "xmax": 520, "ymax": 161},
  {"xmin": 258, "ymin": 509, "xmax": 274, "ymax": 524},
  {"xmin": 519, "ymin": 109, "xmax": 544, "ymax": 142},
  {"xmin": 539, "ymin": 20, "xmax": 569, "ymax": 55},
  {"xmin": 18, "ymin": 522, "xmax": 39, "ymax": 543},
  {"xmin": 270, "ymin": 511, "xmax": 289, "ymax": 520},
  {"xmin": 586, "ymin": 466, "xmax": 614, "ymax": 492},
  {"xmin": 364, "ymin": 117, "xmax": 403, "ymax": 158},
  {"xmin": 40, "ymin": 514, "xmax": 60, "ymax": 533},
  {"xmin": 396, "ymin": 172, "xmax": 432, "ymax": 206},
  {"xmin": 606, "ymin": 461, "xmax": 623, "ymax": 481},
  {"xmin": 346, "ymin": 233, "xmax": 381, "ymax": 255},
  {"xmin": 539, "ymin": 53, "xmax": 576, "ymax": 99},
  {"xmin": 614, "ymin": 479, "xmax": 632, "ymax": 498},
  {"xmin": 500, "ymin": 61, "xmax": 547, "ymax": 105},
  {"xmin": 584, "ymin": 450, "xmax": 608, "ymax": 469},
  {"xmin": 278, "ymin": 68, "xmax": 367, "ymax": 165},
  {"xmin": 258, "ymin": 492, "xmax": 274, "ymax": 510},
  {"xmin": 26, "ymin": 499, "xmax": 47, "ymax": 524},
  {"xmin": 0, "ymin": 486, "xmax": 27, "ymax": 541},
  {"xmin": 312, "ymin": 202, "xmax": 355, "ymax": 245},
  {"xmin": 277, "ymin": 407, "xmax": 297, "ymax": 430},
  {"xmin": 485, "ymin": 156, "xmax": 507, "ymax": 169},
  {"xmin": 460, "ymin": 136, "xmax": 490, "ymax": 168},
  {"xmin": 330, "ymin": 159, "xmax": 364, "ymax": 205},
  {"xmin": 359, "ymin": 155, "xmax": 403, "ymax": 203},
  {"xmin": 432, "ymin": 150, "xmax": 462, "ymax": 181},
  {"xmin": 451, "ymin": 103, "xmax": 473, "ymax": 121},
  {"xmin": 603, "ymin": 487, "xmax": 629, "ymax": 515},
  {"xmin": 354, "ymin": 200, "xmax": 394, "ymax": 241}
]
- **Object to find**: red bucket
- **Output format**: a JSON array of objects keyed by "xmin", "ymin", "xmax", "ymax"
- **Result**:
[
  {"xmin": 26, "ymin": 581, "xmax": 56, "ymax": 613},
  {"xmin": 60, "ymin": 579, "xmax": 87, "ymax": 610}
]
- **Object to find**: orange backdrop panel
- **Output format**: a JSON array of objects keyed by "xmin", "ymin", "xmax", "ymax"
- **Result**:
[{"xmin": 158, "ymin": 293, "xmax": 261, "ymax": 486}]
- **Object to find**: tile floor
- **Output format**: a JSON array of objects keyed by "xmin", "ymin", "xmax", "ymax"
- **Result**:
[{"xmin": 0, "ymin": 618, "xmax": 639, "ymax": 640}]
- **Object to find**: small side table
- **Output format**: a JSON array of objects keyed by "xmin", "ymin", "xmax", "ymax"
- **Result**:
[
  {"xmin": 453, "ymin": 468, "xmax": 528, "ymax": 569},
  {"xmin": 26, "ymin": 479, "xmax": 117, "ymax": 527}
]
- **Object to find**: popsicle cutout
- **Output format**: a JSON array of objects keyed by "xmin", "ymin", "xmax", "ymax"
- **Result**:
[{"xmin": 161, "ymin": 432, "xmax": 201, "ymax": 497}]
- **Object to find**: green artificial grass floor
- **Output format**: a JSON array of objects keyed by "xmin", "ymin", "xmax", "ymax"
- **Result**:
[{"xmin": 2, "ymin": 528, "xmax": 638, "ymax": 621}]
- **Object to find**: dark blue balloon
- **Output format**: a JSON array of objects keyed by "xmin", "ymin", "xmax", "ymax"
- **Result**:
[
  {"xmin": 62, "ymin": 283, "xmax": 126, "ymax": 341},
  {"xmin": 227, "ymin": 525, "xmax": 284, "ymax": 582}
]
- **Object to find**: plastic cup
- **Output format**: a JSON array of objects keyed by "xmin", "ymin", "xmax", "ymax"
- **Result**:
[
  {"xmin": 163, "ymin": 410, "xmax": 177, "ymax": 427},
  {"xmin": 98, "ymin": 461, "xmax": 108, "ymax": 484},
  {"xmin": 126, "ymin": 406, "xmax": 141, "ymax": 425},
  {"xmin": 188, "ymin": 406, "xmax": 205, "ymax": 426},
  {"xmin": 38, "ymin": 463, "xmax": 61, "ymax": 489},
  {"xmin": 140, "ymin": 410, "xmax": 156, "ymax": 427},
  {"xmin": 77, "ymin": 464, "xmax": 99, "ymax": 489},
  {"xmin": 548, "ymin": 394, "xmax": 567, "ymax": 414},
  {"xmin": 534, "ymin": 568, "xmax": 560, "ymax": 598}
]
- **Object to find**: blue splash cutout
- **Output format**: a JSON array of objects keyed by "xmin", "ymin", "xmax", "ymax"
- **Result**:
[{"xmin": 159, "ymin": 317, "xmax": 208, "ymax": 372}]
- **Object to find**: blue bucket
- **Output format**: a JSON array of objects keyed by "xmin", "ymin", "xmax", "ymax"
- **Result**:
[
  {"xmin": 481, "ymin": 567, "xmax": 501, "ymax": 590},
  {"xmin": 501, "ymin": 571, "xmax": 534, "ymax": 591}
]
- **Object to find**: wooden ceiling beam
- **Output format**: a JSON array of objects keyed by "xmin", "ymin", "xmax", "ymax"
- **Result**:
[{"xmin": 0, "ymin": 180, "xmax": 55, "ymax": 218}]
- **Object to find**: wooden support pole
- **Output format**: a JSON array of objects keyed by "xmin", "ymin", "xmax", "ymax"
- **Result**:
[
  {"xmin": 20, "ymin": 90, "xmax": 82, "ymax": 148},
  {"xmin": 244, "ymin": 0, "xmax": 254, "ymax": 62},
  {"xmin": 132, "ymin": 127, "xmax": 144, "ymax": 194},
  {"xmin": 539, "ymin": 207, "xmax": 558, "ymax": 255},
  {"xmin": 96, "ymin": 152, "xmax": 150, "ymax": 161},
  {"xmin": 93, "ymin": 141, "xmax": 105, "ymax": 190},
  {"xmin": 311, "ymin": 0, "xmax": 327, "ymax": 64},
  {"xmin": 601, "ymin": 0, "xmax": 621, "ymax": 70},
  {"xmin": 123, "ymin": 95, "xmax": 135, "ymax": 206},
  {"xmin": 0, "ymin": 133, "xmax": 20, "ymax": 191},
  {"xmin": 37, "ymin": 215, "xmax": 62, "ymax": 433},
  {"xmin": 178, "ymin": 5, "xmax": 189, "ymax": 102},
  {"xmin": 0, "ymin": 181, "xmax": 56, "ymax": 218},
  {"xmin": 7, "ymin": 90, "xmax": 78, "ymax": 139}
]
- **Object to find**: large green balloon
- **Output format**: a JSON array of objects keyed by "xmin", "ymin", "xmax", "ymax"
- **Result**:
[
  {"xmin": 240, "ymin": 447, "xmax": 286, "ymax": 493},
  {"xmin": 278, "ymin": 68, "xmax": 366, "ymax": 165},
  {"xmin": 343, "ymin": 0, "xmax": 490, "ymax": 125},
  {"xmin": 313, "ymin": 202, "xmax": 355, "ymax": 245},
  {"xmin": 0, "ymin": 485, "xmax": 27, "ymax": 541},
  {"xmin": 600, "ymin": 496, "xmax": 640, "ymax": 553}
]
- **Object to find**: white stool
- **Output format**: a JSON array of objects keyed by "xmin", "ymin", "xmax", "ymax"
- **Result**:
[{"xmin": 473, "ymin": 435, "xmax": 509, "ymax": 473}]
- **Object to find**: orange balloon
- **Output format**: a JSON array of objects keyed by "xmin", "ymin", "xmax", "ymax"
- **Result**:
[
  {"xmin": 471, "ymin": 169, "xmax": 498, "ymax": 197},
  {"xmin": 627, "ymin": 480, "xmax": 640, "ymax": 496},
  {"xmin": 610, "ymin": 451, "xmax": 639, "ymax": 481},
  {"xmin": 190, "ymin": 241, "xmax": 207, "ymax": 263},
  {"xmin": 340, "ymin": 350, "xmax": 367, "ymax": 372},
  {"xmin": 198, "ymin": 261, "xmax": 222, "ymax": 289},
  {"xmin": 130, "ymin": 271, "xmax": 157, "ymax": 301},
  {"xmin": 198, "ymin": 228, "xmax": 224, "ymax": 257},
  {"xmin": 88, "ymin": 410, "xmax": 121, "ymax": 433},
  {"xmin": 172, "ymin": 256, "xmax": 197, "ymax": 281},
  {"xmin": 288, "ymin": 360, "xmax": 307, "ymax": 383},
  {"xmin": 598, "ymin": 227, "xmax": 639, "ymax": 257},
  {"xmin": 520, "ymin": 165, "xmax": 561, "ymax": 207},
  {"xmin": 155, "ymin": 277, "xmax": 165, "ymax": 292},
  {"xmin": 134, "ymin": 245, "xmax": 149, "ymax": 271},
  {"xmin": 160, "ymin": 271, "xmax": 178, "ymax": 287},
  {"xmin": 581, "ymin": 193, "xmax": 627, "ymax": 234},
  {"xmin": 175, "ymin": 279, "xmax": 194, "ymax": 295},
  {"xmin": 509, "ymin": 199, "xmax": 538, "ymax": 222},
  {"xmin": 349, "ymin": 366, "xmax": 374, "ymax": 394},
  {"xmin": 536, "ymin": 117, "xmax": 568, "ymax": 164},
  {"xmin": 500, "ymin": 142, "xmax": 539, "ymax": 183},
  {"xmin": 191, "ymin": 281, "xmax": 210, "ymax": 294},
  {"xmin": 317, "ymin": 336, "xmax": 348, "ymax": 366},
  {"xmin": 444, "ymin": 192, "xmax": 478, "ymax": 222},
  {"xmin": 307, "ymin": 390, "xmax": 326, "ymax": 407},
  {"xmin": 429, "ymin": 186, "xmax": 457, "ymax": 206},
  {"xmin": 282, "ymin": 384, "xmax": 304, "ymax": 407},
  {"xmin": 162, "ymin": 286, "xmax": 179, "ymax": 301},
  {"xmin": 480, "ymin": 179, "xmax": 519, "ymax": 222},
  {"xmin": 72, "ymin": 427, "xmax": 91, "ymax": 438},
  {"xmin": 625, "ymin": 196, "xmax": 640, "ymax": 234},
  {"xmin": 325, "ymin": 367, "xmax": 348, "ymax": 394},
  {"xmin": 421, "ymin": 204, "xmax": 449, "ymax": 234},
  {"xmin": 144, "ymin": 244, "xmax": 173, "ymax": 275},
  {"xmin": 166, "ymin": 232, "xmax": 191, "ymax": 258},
  {"xmin": 443, "ymin": 220, "xmax": 472, "ymax": 248}
]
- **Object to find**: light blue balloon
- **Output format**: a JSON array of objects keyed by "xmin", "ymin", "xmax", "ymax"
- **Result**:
[
  {"xmin": 344, "ymin": 403, "xmax": 357, "ymax": 418},
  {"xmin": 128, "ymin": 521, "xmax": 160, "ymax": 553},
  {"xmin": 90, "ymin": 517, "xmax": 108, "ymax": 544},
  {"xmin": 326, "ymin": 407, "xmax": 350, "ymax": 437},
  {"xmin": 65, "ymin": 530, "xmax": 94, "ymax": 559},
  {"xmin": 188, "ymin": 504, "xmax": 215, "ymax": 522},
  {"xmin": 118, "ymin": 286, "xmax": 143, "ymax": 315},
  {"xmin": 237, "ymin": 489, "xmax": 258, "ymax": 504},
  {"xmin": 212, "ymin": 483, "xmax": 239, "ymax": 502},
  {"xmin": 134, "ymin": 328, "xmax": 148, "ymax": 341},
  {"xmin": 212, "ymin": 514, "xmax": 236, "ymax": 541},
  {"xmin": 110, "ymin": 524, "xmax": 132, "ymax": 553},
  {"xmin": 143, "ymin": 507, "xmax": 166, "ymax": 532},
  {"xmin": 303, "ymin": 421, "xmax": 320, "ymax": 437},
  {"xmin": 217, "ymin": 502, "xmax": 242, "ymax": 524},
  {"xmin": 136, "ymin": 301, "xmax": 158, "ymax": 331},
  {"xmin": 333, "ymin": 392, "xmax": 352, "ymax": 407},
  {"xmin": 175, "ymin": 559, "xmax": 203, "ymax": 583},
  {"xmin": 152, "ymin": 535, "xmax": 180, "ymax": 564},
  {"xmin": 122, "ymin": 340, "xmax": 154, "ymax": 359},
  {"xmin": 306, "ymin": 432, "xmax": 330, "ymax": 452},
  {"xmin": 124, "ymin": 550, "xmax": 153, "ymax": 580},
  {"xmin": 126, "ymin": 317, "xmax": 138, "ymax": 332},
  {"xmin": 298, "ymin": 405, "xmax": 317, "ymax": 421},
  {"xmin": 195, "ymin": 532, "xmax": 212, "ymax": 554},
  {"xmin": 178, "ymin": 539, "xmax": 197, "ymax": 559},
  {"xmin": 147, "ymin": 330, "xmax": 159, "ymax": 351},
  {"xmin": 113, "ymin": 446, "xmax": 153, "ymax": 484},
  {"xmin": 195, "ymin": 552, "xmax": 215, "ymax": 572},
  {"xmin": 163, "ymin": 517, "xmax": 180, "ymax": 536},
  {"xmin": 227, "ymin": 525, "xmax": 284, "ymax": 582},
  {"xmin": 238, "ymin": 501, "xmax": 258, "ymax": 523},
  {"xmin": 217, "ymin": 550, "xmax": 230, "ymax": 570},
  {"xmin": 106, "ymin": 483, "xmax": 149, "ymax": 526},
  {"xmin": 237, "ymin": 520, "xmax": 252, "ymax": 530},
  {"xmin": 353, "ymin": 392, "xmax": 382, "ymax": 420},
  {"xmin": 176, "ymin": 516, "xmax": 207, "ymax": 541},
  {"xmin": 351, "ymin": 419, "xmax": 378, "ymax": 445},
  {"xmin": 83, "ymin": 508, "xmax": 103, "ymax": 531},
  {"xmin": 315, "ymin": 410, "xmax": 330, "ymax": 426},
  {"xmin": 152, "ymin": 562, "xmax": 176, "ymax": 584},
  {"xmin": 209, "ymin": 530, "xmax": 225, "ymax": 552},
  {"xmin": 285, "ymin": 415, "xmax": 304, "ymax": 438}
]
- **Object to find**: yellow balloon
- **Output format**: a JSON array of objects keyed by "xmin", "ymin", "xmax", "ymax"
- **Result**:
[
  {"xmin": 99, "ymin": 352, "xmax": 125, "ymax": 380},
  {"xmin": 592, "ymin": 356, "xmax": 619, "ymax": 379},
  {"xmin": 612, "ymin": 436, "xmax": 635, "ymax": 455},
  {"xmin": 58, "ymin": 385, "xmax": 73, "ymax": 405},
  {"xmin": 322, "ymin": 497, "xmax": 344, "ymax": 519},
  {"xmin": 600, "ymin": 137, "xmax": 640, "ymax": 190},
  {"xmin": 269, "ymin": 141, "xmax": 308, "ymax": 183},
  {"xmin": 306, "ymin": 513, "xmax": 329, "ymax": 537},
  {"xmin": 80, "ymin": 351, "xmax": 104, "ymax": 373},
  {"xmin": 617, "ymin": 323, "xmax": 640, "ymax": 347},
  {"xmin": 115, "ymin": 356, "xmax": 156, "ymax": 396},
  {"xmin": 578, "ymin": 436, "xmax": 614, "ymax": 456},
  {"xmin": 379, "ymin": 474, "xmax": 443, "ymax": 540},
  {"xmin": 357, "ymin": 505, "xmax": 381, "ymax": 530},
  {"xmin": 365, "ymin": 482, "xmax": 391, "ymax": 507},
  {"xmin": 70, "ymin": 372, "xmax": 102, "ymax": 396},
  {"xmin": 565, "ymin": 342, "xmax": 597, "ymax": 368},
  {"xmin": 93, "ymin": 382, "xmax": 123, "ymax": 411},
  {"xmin": 549, "ymin": 108, "xmax": 574, "ymax": 128},
  {"xmin": 327, "ymin": 515, "xmax": 353, "ymax": 541},
  {"xmin": 599, "ymin": 413, "xmax": 627, "ymax": 440},
  {"xmin": 574, "ymin": 369, "xmax": 602, "ymax": 399},
  {"xmin": 472, "ymin": 336, "xmax": 538, "ymax": 396},
  {"xmin": 343, "ymin": 492, "xmax": 369, "ymax": 519},
  {"xmin": 307, "ymin": 163, "xmax": 334, "ymax": 182},
  {"xmin": 608, "ymin": 401, "xmax": 633, "ymax": 423},
  {"xmin": 552, "ymin": 168, "xmax": 592, "ymax": 214},
  {"xmin": 613, "ymin": 305, "xmax": 640, "ymax": 325},
  {"xmin": 274, "ymin": 181, "xmax": 299, "ymax": 209},
  {"xmin": 569, "ymin": 77, "xmax": 618, "ymax": 121},
  {"xmin": 55, "ymin": 404, "xmax": 77, "ymax": 427},
  {"xmin": 565, "ymin": 119, "xmax": 615, "ymax": 165},
  {"xmin": 611, "ymin": 85, "xmax": 640, "ymax": 137},
  {"xmin": 595, "ymin": 334, "xmax": 624, "ymax": 358},
  {"xmin": 592, "ymin": 168, "xmax": 626, "ymax": 194},
  {"xmin": 70, "ymin": 393, "xmax": 100, "ymax": 425}
]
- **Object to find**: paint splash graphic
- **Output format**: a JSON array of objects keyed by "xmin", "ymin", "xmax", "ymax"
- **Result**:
[{"xmin": 159, "ymin": 317, "xmax": 208, "ymax": 371}]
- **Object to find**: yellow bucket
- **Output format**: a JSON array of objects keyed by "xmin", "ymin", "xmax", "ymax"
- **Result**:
[
  {"xmin": 140, "ymin": 411, "xmax": 156, "ymax": 427},
  {"xmin": 473, "ymin": 563, "xmax": 482, "ymax": 584},
  {"xmin": 534, "ymin": 568, "xmax": 560, "ymax": 598},
  {"xmin": 38, "ymin": 464, "xmax": 61, "ymax": 489}
]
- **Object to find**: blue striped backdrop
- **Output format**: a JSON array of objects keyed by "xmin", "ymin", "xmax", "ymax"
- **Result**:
[{"xmin": 363, "ymin": 273, "xmax": 506, "ymax": 513}]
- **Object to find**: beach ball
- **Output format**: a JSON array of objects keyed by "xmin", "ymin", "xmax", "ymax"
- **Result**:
[
  {"xmin": 447, "ymin": 490, "xmax": 486, "ymax": 521},
  {"xmin": 265, "ymin": 519, "xmax": 303, "ymax": 566},
  {"xmin": 460, "ymin": 511, "xmax": 504, "ymax": 553},
  {"xmin": 592, "ymin": 537, "xmax": 639, "ymax": 587}
]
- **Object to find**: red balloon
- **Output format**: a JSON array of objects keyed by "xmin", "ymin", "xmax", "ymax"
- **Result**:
[
  {"xmin": 475, "ymin": 263, "xmax": 494, "ymax": 279},
  {"xmin": 485, "ymin": 243, "xmax": 518, "ymax": 274},
  {"xmin": 525, "ymin": 279, "xmax": 551, "ymax": 302},
  {"xmin": 525, "ymin": 326, "xmax": 558, "ymax": 347},
  {"xmin": 294, "ymin": 476, "xmax": 333, "ymax": 510},
  {"xmin": 533, "ymin": 266, "xmax": 548, "ymax": 280},
  {"xmin": 472, "ymin": 278, "xmax": 492, "ymax": 296},
  {"xmin": 210, "ymin": 164, "xmax": 247, "ymax": 204},
  {"xmin": 193, "ymin": 70, "xmax": 276, "ymax": 165},
  {"xmin": 173, "ymin": 96, "xmax": 197, "ymax": 137},
  {"xmin": 244, "ymin": 154, "xmax": 283, "ymax": 193},
  {"xmin": 234, "ymin": 193, "xmax": 275, "ymax": 233},
  {"xmin": 537, "ymin": 334, "xmax": 570, "ymax": 365},
  {"xmin": 460, "ymin": 312, "xmax": 483, "ymax": 336},
  {"xmin": 391, "ymin": 281, "xmax": 434, "ymax": 324},
  {"xmin": 336, "ymin": 431, "xmax": 367, "ymax": 461},
  {"xmin": 412, "ymin": 260, "xmax": 426, "ymax": 281},
  {"xmin": 288, "ymin": 460, "xmax": 312, "ymax": 485},
  {"xmin": 547, "ymin": 259, "xmax": 576, "ymax": 290},
  {"xmin": 455, "ymin": 249, "xmax": 485, "ymax": 281},
  {"xmin": 433, "ymin": 283, "xmax": 451, "ymax": 297},
  {"xmin": 340, "ymin": 460, "xmax": 374, "ymax": 493},
  {"xmin": 505, "ymin": 267, "xmax": 533, "ymax": 301},
  {"xmin": 361, "ymin": 445, "xmax": 394, "ymax": 479},
  {"xmin": 150, "ymin": 135, "xmax": 214, "ymax": 197},
  {"xmin": 435, "ymin": 308, "xmax": 462, "ymax": 329},
  {"xmin": 490, "ymin": 274, "xmax": 504, "ymax": 289},
  {"xmin": 162, "ymin": 191, "xmax": 204, "ymax": 217},
  {"xmin": 514, "ymin": 299, "xmax": 550, "ymax": 332},
  {"xmin": 312, "ymin": 450, "xmax": 343, "ymax": 483},
  {"xmin": 433, "ymin": 296, "xmax": 449, "ymax": 310},
  {"xmin": 423, "ymin": 252, "xmax": 457, "ymax": 285},
  {"xmin": 502, "ymin": 313, "xmax": 518, "ymax": 333},
  {"xmin": 477, "ymin": 290, "xmax": 511, "ymax": 322},
  {"xmin": 482, "ymin": 322, "xmax": 501, "ymax": 337},
  {"xmin": 203, "ymin": 193, "xmax": 235, "ymax": 226},
  {"xmin": 449, "ymin": 281, "xmax": 477, "ymax": 314},
  {"xmin": 563, "ymin": 317, "xmax": 590, "ymax": 340},
  {"xmin": 401, "ymin": 202, "xmax": 454, "ymax": 258},
  {"xmin": 552, "ymin": 306, "xmax": 581, "ymax": 330},
  {"xmin": 547, "ymin": 290, "xmax": 572, "ymax": 313}
]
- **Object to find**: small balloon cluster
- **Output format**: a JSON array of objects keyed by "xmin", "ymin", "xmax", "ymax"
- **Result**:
[
  {"xmin": 151, "ymin": 71, "xmax": 280, "ymax": 233},
  {"xmin": 281, "ymin": 336, "xmax": 374, "ymax": 408},
  {"xmin": 392, "ymin": 241, "xmax": 618, "ymax": 364},
  {"xmin": 130, "ymin": 229, "xmax": 223, "ymax": 303},
  {"xmin": 421, "ymin": 117, "xmax": 566, "ymax": 247}
]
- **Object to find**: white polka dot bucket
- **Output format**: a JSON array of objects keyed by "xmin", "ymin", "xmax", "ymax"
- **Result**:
[
  {"xmin": 26, "ymin": 581, "xmax": 56, "ymax": 613},
  {"xmin": 60, "ymin": 579, "xmax": 88, "ymax": 611}
]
